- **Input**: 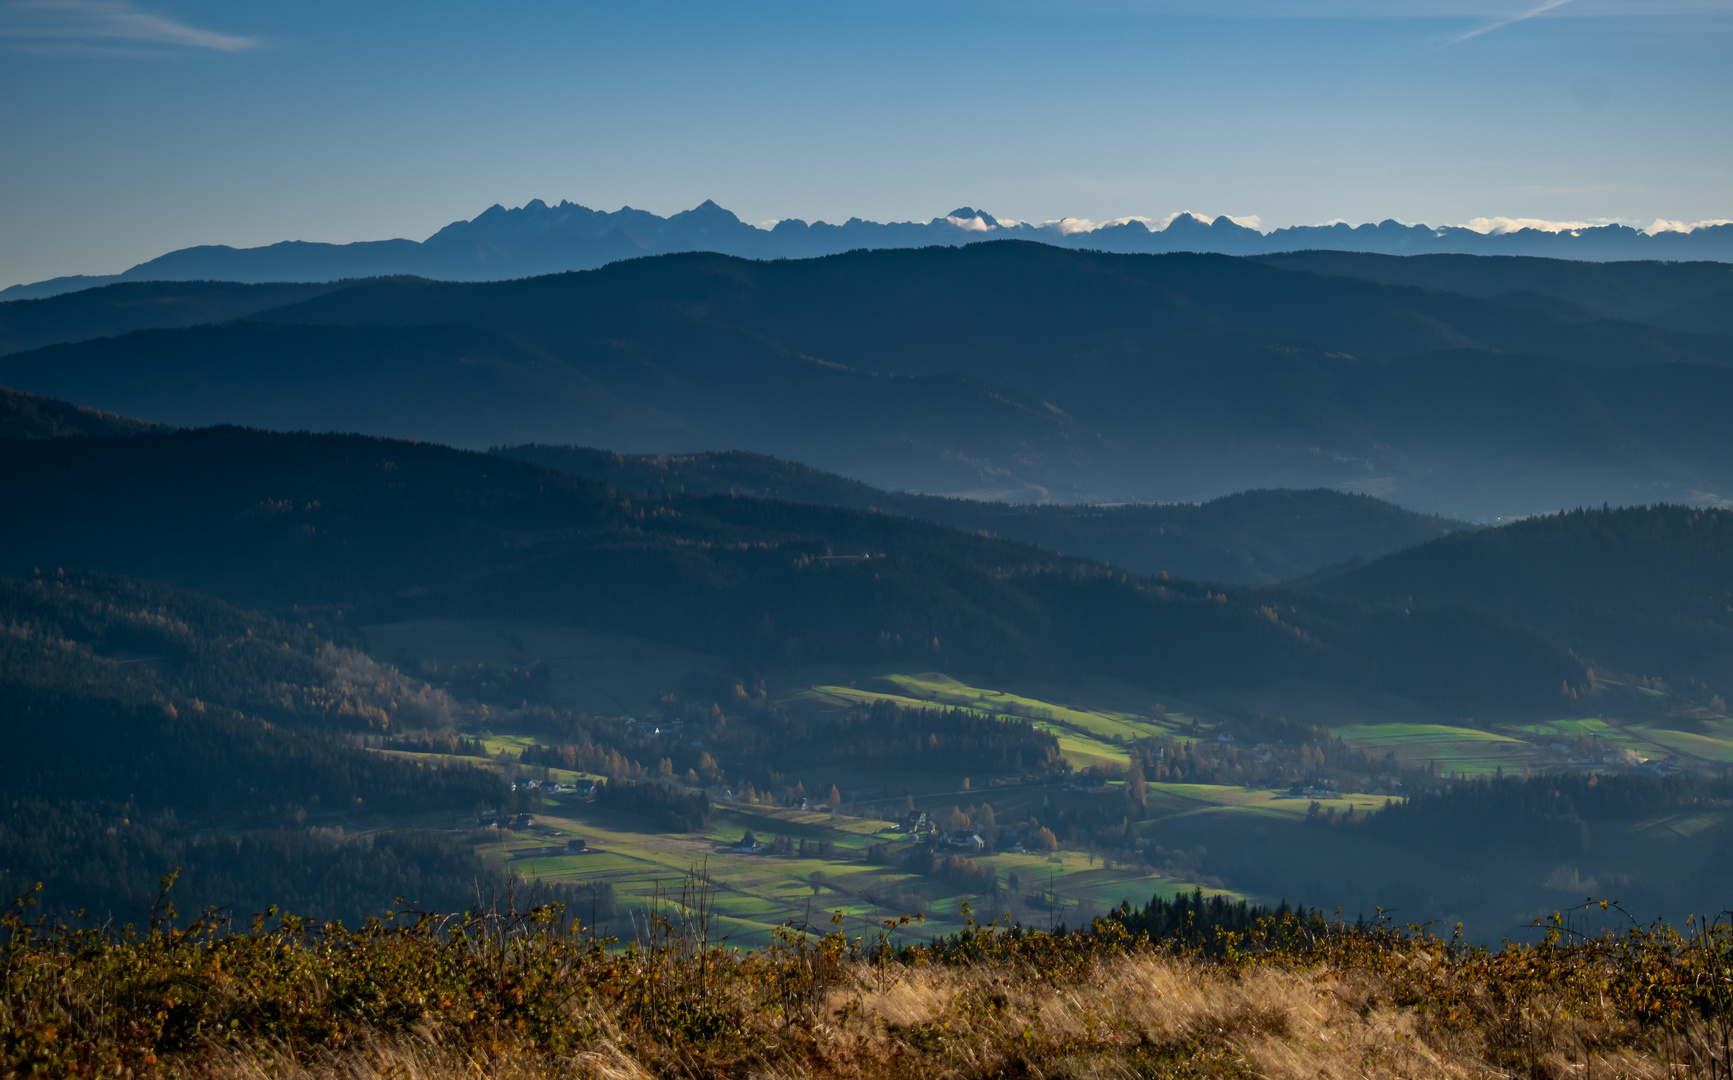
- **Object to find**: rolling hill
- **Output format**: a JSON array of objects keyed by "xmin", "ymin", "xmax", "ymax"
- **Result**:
[
  {"xmin": 0, "ymin": 569, "xmax": 517, "ymax": 922},
  {"xmin": 0, "ymin": 383, "xmax": 162, "ymax": 439},
  {"xmin": 1314, "ymin": 505, "xmax": 1733, "ymax": 697},
  {"xmin": 7, "ymin": 424, "xmax": 1733, "ymax": 942},
  {"xmin": 3, "ymin": 243, "xmax": 1732, "ymax": 517},
  {"xmin": 1253, "ymin": 252, "xmax": 1733, "ymax": 335},
  {"xmin": 0, "ymin": 425, "xmax": 1580, "ymax": 708},
  {"xmin": 0, "ymin": 279, "xmax": 355, "ymax": 357}
]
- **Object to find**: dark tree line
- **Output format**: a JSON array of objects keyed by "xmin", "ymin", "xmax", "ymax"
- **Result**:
[
  {"xmin": 1368, "ymin": 773, "xmax": 1733, "ymax": 860},
  {"xmin": 1324, "ymin": 504, "xmax": 1733, "ymax": 694},
  {"xmin": 0, "ymin": 569, "xmax": 442, "ymax": 732},
  {"xmin": 592, "ymin": 779, "xmax": 711, "ymax": 832},
  {"xmin": 753, "ymin": 698, "xmax": 1064, "ymax": 777},
  {"xmin": 1105, "ymin": 888, "xmax": 1282, "ymax": 942}
]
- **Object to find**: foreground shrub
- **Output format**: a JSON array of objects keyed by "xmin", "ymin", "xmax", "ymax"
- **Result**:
[{"xmin": 3, "ymin": 878, "xmax": 1731, "ymax": 1080}]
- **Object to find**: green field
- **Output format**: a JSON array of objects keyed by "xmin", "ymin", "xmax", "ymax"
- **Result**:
[
  {"xmin": 1331, "ymin": 722, "xmax": 1544, "ymax": 776},
  {"xmin": 881, "ymin": 673, "xmax": 1187, "ymax": 739},
  {"xmin": 438, "ymin": 762, "xmax": 1405, "ymax": 947},
  {"xmin": 800, "ymin": 673, "xmax": 1209, "ymax": 772},
  {"xmin": 360, "ymin": 617, "xmax": 1733, "ymax": 945},
  {"xmin": 1143, "ymin": 782, "xmax": 1391, "ymax": 819},
  {"xmin": 480, "ymin": 797, "xmax": 1219, "ymax": 945},
  {"xmin": 809, "ymin": 682, "xmax": 1135, "ymax": 770}
]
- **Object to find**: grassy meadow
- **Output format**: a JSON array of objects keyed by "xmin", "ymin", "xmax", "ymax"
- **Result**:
[{"xmin": 358, "ymin": 617, "xmax": 1733, "ymax": 943}]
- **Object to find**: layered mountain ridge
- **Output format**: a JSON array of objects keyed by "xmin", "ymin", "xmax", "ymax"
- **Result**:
[{"xmin": 5, "ymin": 242, "xmax": 1732, "ymax": 518}]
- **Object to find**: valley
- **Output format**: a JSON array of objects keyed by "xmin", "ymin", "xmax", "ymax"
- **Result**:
[
  {"xmin": 356, "ymin": 615, "xmax": 1733, "ymax": 944},
  {"xmin": 3, "ymin": 247, "xmax": 1733, "ymax": 951}
]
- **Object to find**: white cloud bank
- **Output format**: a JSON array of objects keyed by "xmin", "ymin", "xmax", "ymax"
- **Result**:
[
  {"xmin": 1026, "ymin": 212, "xmax": 1262, "ymax": 235},
  {"xmin": 1465, "ymin": 216, "xmax": 1598, "ymax": 234},
  {"xmin": 829, "ymin": 211, "xmax": 1727, "ymax": 239},
  {"xmin": 1647, "ymin": 218, "xmax": 1733, "ymax": 234},
  {"xmin": 944, "ymin": 213, "xmax": 996, "ymax": 233},
  {"xmin": 1465, "ymin": 216, "xmax": 1733, "ymax": 235},
  {"xmin": 0, "ymin": 0, "xmax": 258, "ymax": 52}
]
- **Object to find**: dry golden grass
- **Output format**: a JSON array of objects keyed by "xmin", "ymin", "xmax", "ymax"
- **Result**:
[
  {"xmin": 6, "ymin": 886, "xmax": 1730, "ymax": 1080},
  {"xmin": 87, "ymin": 951, "xmax": 1723, "ymax": 1080}
]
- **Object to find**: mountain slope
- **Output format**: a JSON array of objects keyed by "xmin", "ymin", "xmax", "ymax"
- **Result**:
[
  {"xmin": 496, "ymin": 445, "xmax": 1472, "ymax": 585},
  {"xmin": 0, "ymin": 383, "xmax": 162, "ymax": 439},
  {"xmin": 0, "ymin": 279, "xmax": 356, "ymax": 357},
  {"xmin": 0, "ymin": 569, "xmax": 516, "ymax": 921},
  {"xmin": 0, "ymin": 426, "xmax": 1581, "ymax": 707},
  {"xmin": 1253, "ymin": 252, "xmax": 1733, "ymax": 332},
  {"xmin": 0, "ymin": 318, "xmax": 1082, "ymax": 495},
  {"xmin": 1314, "ymin": 505, "xmax": 1733, "ymax": 694}
]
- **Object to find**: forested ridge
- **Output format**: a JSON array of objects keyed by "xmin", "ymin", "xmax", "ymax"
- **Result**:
[
  {"xmin": 0, "ymin": 384, "xmax": 160, "ymax": 439},
  {"xmin": 0, "ymin": 426, "xmax": 1582, "ymax": 706},
  {"xmin": 6, "ymin": 242, "xmax": 1733, "ymax": 514},
  {"xmin": 0, "ymin": 570, "xmax": 519, "ymax": 922},
  {"xmin": 1320, "ymin": 505, "xmax": 1733, "ymax": 693}
]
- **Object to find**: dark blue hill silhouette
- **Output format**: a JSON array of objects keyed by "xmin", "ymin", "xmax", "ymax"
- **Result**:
[
  {"xmin": 1252, "ymin": 251, "xmax": 1733, "ymax": 333},
  {"xmin": 6, "ymin": 198, "xmax": 1730, "ymax": 299},
  {"xmin": 0, "ymin": 279, "xmax": 358, "ymax": 356}
]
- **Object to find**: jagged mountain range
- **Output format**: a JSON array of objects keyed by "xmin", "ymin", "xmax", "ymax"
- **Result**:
[{"xmin": 7, "ymin": 199, "xmax": 1731, "ymax": 300}]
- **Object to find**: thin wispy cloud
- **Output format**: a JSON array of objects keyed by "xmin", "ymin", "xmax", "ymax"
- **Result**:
[
  {"xmin": 0, "ymin": 0, "xmax": 259, "ymax": 52},
  {"xmin": 1444, "ymin": 0, "xmax": 1577, "ymax": 43}
]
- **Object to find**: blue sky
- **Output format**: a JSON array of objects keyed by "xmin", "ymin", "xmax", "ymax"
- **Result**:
[{"xmin": 1, "ymin": 0, "xmax": 1729, "ymax": 287}]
